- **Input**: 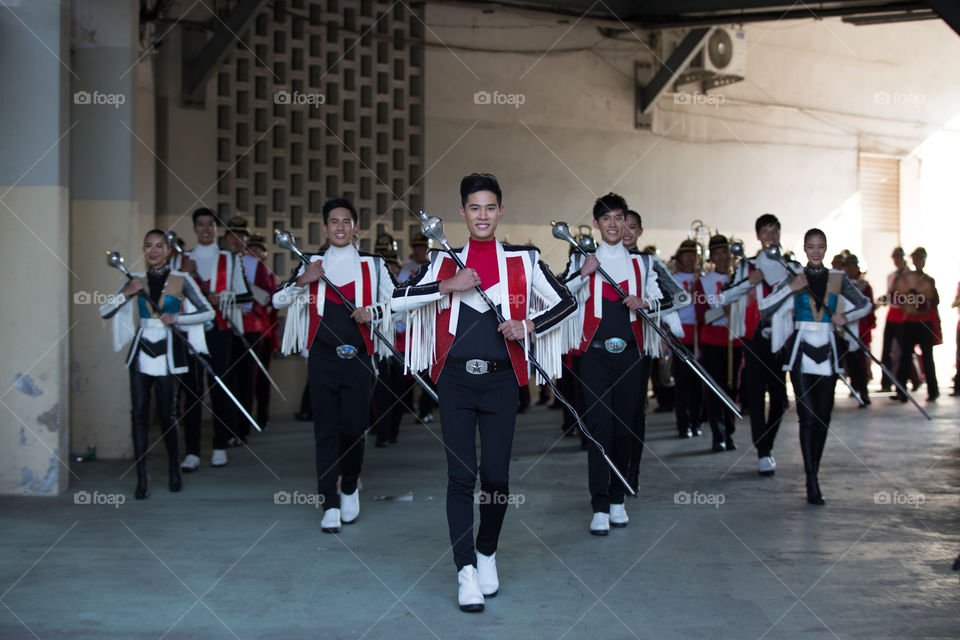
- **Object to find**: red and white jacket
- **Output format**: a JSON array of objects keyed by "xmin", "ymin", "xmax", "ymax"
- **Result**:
[
  {"xmin": 173, "ymin": 244, "xmax": 250, "ymax": 332},
  {"xmin": 561, "ymin": 242, "xmax": 684, "ymax": 357},
  {"xmin": 695, "ymin": 270, "xmax": 743, "ymax": 347},
  {"xmin": 272, "ymin": 244, "xmax": 398, "ymax": 358},
  {"xmin": 391, "ymin": 240, "xmax": 576, "ymax": 386}
]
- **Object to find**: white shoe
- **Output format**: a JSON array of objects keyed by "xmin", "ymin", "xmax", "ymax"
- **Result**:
[
  {"xmin": 590, "ymin": 512, "xmax": 610, "ymax": 536},
  {"xmin": 610, "ymin": 504, "xmax": 629, "ymax": 527},
  {"xmin": 340, "ymin": 489, "xmax": 360, "ymax": 524},
  {"xmin": 211, "ymin": 449, "xmax": 228, "ymax": 467},
  {"xmin": 758, "ymin": 455, "xmax": 776, "ymax": 475},
  {"xmin": 476, "ymin": 552, "xmax": 498, "ymax": 597},
  {"xmin": 180, "ymin": 454, "xmax": 200, "ymax": 472},
  {"xmin": 457, "ymin": 565, "xmax": 484, "ymax": 612},
  {"xmin": 321, "ymin": 508, "xmax": 341, "ymax": 533}
]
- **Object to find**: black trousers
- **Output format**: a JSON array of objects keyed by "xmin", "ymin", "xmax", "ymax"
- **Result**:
[
  {"xmin": 742, "ymin": 331, "xmax": 787, "ymax": 459},
  {"xmin": 880, "ymin": 320, "xmax": 900, "ymax": 390},
  {"xmin": 844, "ymin": 347, "xmax": 870, "ymax": 401},
  {"xmin": 626, "ymin": 356, "xmax": 650, "ymax": 493},
  {"xmin": 673, "ymin": 343, "xmax": 703, "ymax": 435},
  {"xmin": 437, "ymin": 365, "xmax": 519, "ymax": 571},
  {"xmin": 954, "ymin": 326, "xmax": 960, "ymax": 393},
  {"xmin": 130, "ymin": 368, "xmax": 179, "ymax": 475},
  {"xmin": 790, "ymin": 365, "xmax": 834, "ymax": 490},
  {"xmin": 252, "ymin": 334, "xmax": 273, "ymax": 425},
  {"xmin": 898, "ymin": 321, "xmax": 938, "ymax": 395},
  {"xmin": 580, "ymin": 347, "xmax": 642, "ymax": 513},
  {"xmin": 700, "ymin": 343, "xmax": 741, "ymax": 445},
  {"xmin": 180, "ymin": 327, "xmax": 236, "ymax": 454},
  {"xmin": 372, "ymin": 357, "xmax": 407, "ymax": 444},
  {"xmin": 308, "ymin": 346, "xmax": 373, "ymax": 510}
]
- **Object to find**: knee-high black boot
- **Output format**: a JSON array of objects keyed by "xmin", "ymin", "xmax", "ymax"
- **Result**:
[
  {"xmin": 157, "ymin": 376, "xmax": 182, "ymax": 492},
  {"xmin": 132, "ymin": 418, "xmax": 151, "ymax": 500},
  {"xmin": 799, "ymin": 426, "xmax": 824, "ymax": 505},
  {"xmin": 131, "ymin": 371, "xmax": 151, "ymax": 500}
]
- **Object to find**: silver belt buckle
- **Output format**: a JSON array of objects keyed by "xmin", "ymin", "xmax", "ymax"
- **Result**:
[
  {"xmin": 336, "ymin": 345, "xmax": 358, "ymax": 359},
  {"xmin": 465, "ymin": 359, "xmax": 488, "ymax": 375},
  {"xmin": 604, "ymin": 337, "xmax": 627, "ymax": 354}
]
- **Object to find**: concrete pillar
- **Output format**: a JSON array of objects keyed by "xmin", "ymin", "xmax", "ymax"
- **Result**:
[
  {"xmin": 0, "ymin": 0, "xmax": 72, "ymax": 495},
  {"xmin": 69, "ymin": 0, "xmax": 155, "ymax": 462}
]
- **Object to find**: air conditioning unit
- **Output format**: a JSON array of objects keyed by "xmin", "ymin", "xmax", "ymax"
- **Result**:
[{"xmin": 677, "ymin": 27, "xmax": 746, "ymax": 89}]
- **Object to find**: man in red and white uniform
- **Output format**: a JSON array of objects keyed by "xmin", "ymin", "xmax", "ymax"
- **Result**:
[
  {"xmin": 245, "ymin": 234, "xmax": 279, "ymax": 426},
  {"xmin": 392, "ymin": 174, "xmax": 575, "ymax": 613},
  {"xmin": 672, "ymin": 239, "xmax": 703, "ymax": 440},
  {"xmin": 881, "ymin": 247, "xmax": 909, "ymax": 392},
  {"xmin": 695, "ymin": 235, "xmax": 743, "ymax": 452},
  {"xmin": 561, "ymin": 193, "xmax": 680, "ymax": 537},
  {"xmin": 274, "ymin": 198, "xmax": 398, "ymax": 535},
  {"xmin": 175, "ymin": 208, "xmax": 251, "ymax": 470},
  {"xmin": 715, "ymin": 213, "xmax": 788, "ymax": 476}
]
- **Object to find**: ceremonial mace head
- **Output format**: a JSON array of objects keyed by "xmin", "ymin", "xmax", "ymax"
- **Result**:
[
  {"xmin": 164, "ymin": 231, "xmax": 183, "ymax": 255},
  {"xmin": 729, "ymin": 240, "xmax": 745, "ymax": 260},
  {"xmin": 550, "ymin": 220, "xmax": 578, "ymax": 246},
  {"xmin": 105, "ymin": 250, "xmax": 132, "ymax": 278},
  {"xmin": 274, "ymin": 228, "xmax": 309, "ymax": 264},
  {"xmin": 763, "ymin": 243, "xmax": 783, "ymax": 261},
  {"xmin": 415, "ymin": 210, "xmax": 450, "ymax": 249}
]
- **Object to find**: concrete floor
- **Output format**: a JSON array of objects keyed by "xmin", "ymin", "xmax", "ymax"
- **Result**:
[{"xmin": 2, "ymin": 387, "xmax": 959, "ymax": 639}]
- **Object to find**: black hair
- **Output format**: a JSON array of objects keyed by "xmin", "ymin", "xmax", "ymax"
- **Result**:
[
  {"xmin": 804, "ymin": 228, "xmax": 827, "ymax": 244},
  {"xmin": 460, "ymin": 173, "xmax": 502, "ymax": 207},
  {"xmin": 192, "ymin": 207, "xmax": 220, "ymax": 226},
  {"xmin": 593, "ymin": 193, "xmax": 629, "ymax": 220},
  {"xmin": 143, "ymin": 229, "xmax": 169, "ymax": 244},
  {"xmin": 322, "ymin": 197, "xmax": 358, "ymax": 224},
  {"xmin": 754, "ymin": 213, "xmax": 780, "ymax": 235},
  {"xmin": 624, "ymin": 209, "xmax": 642, "ymax": 228}
]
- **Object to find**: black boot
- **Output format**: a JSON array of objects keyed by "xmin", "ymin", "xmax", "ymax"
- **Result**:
[
  {"xmin": 132, "ymin": 421, "xmax": 150, "ymax": 500},
  {"xmin": 799, "ymin": 427, "xmax": 824, "ymax": 505}
]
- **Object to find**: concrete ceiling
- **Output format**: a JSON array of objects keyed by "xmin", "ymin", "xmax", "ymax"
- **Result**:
[{"xmin": 438, "ymin": 1, "xmax": 959, "ymax": 34}]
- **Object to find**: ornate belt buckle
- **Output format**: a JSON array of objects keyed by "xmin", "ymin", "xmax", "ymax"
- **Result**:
[
  {"xmin": 336, "ymin": 345, "xmax": 358, "ymax": 359},
  {"xmin": 465, "ymin": 359, "xmax": 488, "ymax": 375},
  {"xmin": 604, "ymin": 337, "xmax": 627, "ymax": 354}
]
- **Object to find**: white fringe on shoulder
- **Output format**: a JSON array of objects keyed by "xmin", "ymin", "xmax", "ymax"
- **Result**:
[
  {"xmin": 368, "ymin": 301, "xmax": 395, "ymax": 360},
  {"xmin": 403, "ymin": 296, "xmax": 450, "ymax": 374},
  {"xmin": 280, "ymin": 290, "xmax": 309, "ymax": 355}
]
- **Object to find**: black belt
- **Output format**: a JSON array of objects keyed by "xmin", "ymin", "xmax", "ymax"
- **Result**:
[
  {"xmin": 446, "ymin": 357, "xmax": 513, "ymax": 375},
  {"xmin": 589, "ymin": 338, "xmax": 636, "ymax": 353}
]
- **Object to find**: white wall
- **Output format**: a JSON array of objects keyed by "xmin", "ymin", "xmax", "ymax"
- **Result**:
[{"xmin": 422, "ymin": 5, "xmax": 960, "ymax": 282}]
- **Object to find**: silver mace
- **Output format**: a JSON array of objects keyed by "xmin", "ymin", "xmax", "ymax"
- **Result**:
[
  {"xmin": 551, "ymin": 220, "xmax": 744, "ymax": 420},
  {"xmin": 164, "ymin": 231, "xmax": 286, "ymax": 402},
  {"xmin": 763, "ymin": 245, "xmax": 930, "ymax": 420},
  {"xmin": 273, "ymin": 229, "xmax": 439, "ymax": 404},
  {"xmin": 414, "ymin": 211, "xmax": 636, "ymax": 497},
  {"xmin": 105, "ymin": 251, "xmax": 263, "ymax": 432}
]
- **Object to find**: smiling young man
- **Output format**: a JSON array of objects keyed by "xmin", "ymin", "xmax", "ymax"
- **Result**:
[
  {"xmin": 392, "ymin": 173, "xmax": 576, "ymax": 613},
  {"xmin": 716, "ymin": 213, "xmax": 789, "ymax": 476},
  {"xmin": 273, "ymin": 197, "xmax": 398, "ymax": 534},
  {"xmin": 561, "ymin": 193, "xmax": 677, "ymax": 536},
  {"xmin": 174, "ymin": 208, "xmax": 251, "ymax": 470}
]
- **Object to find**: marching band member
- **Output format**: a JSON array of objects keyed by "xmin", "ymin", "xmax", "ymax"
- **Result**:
[
  {"xmin": 695, "ymin": 235, "xmax": 741, "ymax": 452},
  {"xmin": 273, "ymin": 198, "xmax": 398, "ymax": 534},
  {"xmin": 716, "ymin": 214, "xmax": 789, "ymax": 476},
  {"xmin": 245, "ymin": 234, "xmax": 279, "ymax": 427},
  {"xmin": 671, "ymin": 239, "xmax": 703, "ymax": 439},
  {"xmin": 560, "ymin": 193, "xmax": 677, "ymax": 536},
  {"xmin": 392, "ymin": 173, "xmax": 575, "ymax": 613},
  {"xmin": 100, "ymin": 230, "xmax": 214, "ymax": 499},
  {"xmin": 841, "ymin": 254, "xmax": 875, "ymax": 406},
  {"xmin": 758, "ymin": 228, "xmax": 871, "ymax": 505},
  {"xmin": 174, "ymin": 208, "xmax": 252, "ymax": 470}
]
